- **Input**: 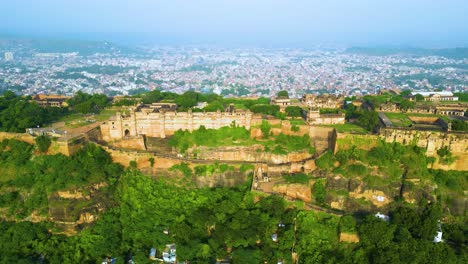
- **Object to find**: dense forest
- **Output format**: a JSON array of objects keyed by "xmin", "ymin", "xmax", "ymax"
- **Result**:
[
  {"xmin": 0, "ymin": 139, "xmax": 466, "ymax": 263},
  {"xmin": 0, "ymin": 91, "xmax": 68, "ymax": 132}
]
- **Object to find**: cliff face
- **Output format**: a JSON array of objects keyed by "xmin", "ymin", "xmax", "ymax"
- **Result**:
[
  {"xmin": 273, "ymin": 184, "xmax": 312, "ymax": 202},
  {"xmin": 47, "ymin": 183, "xmax": 110, "ymax": 235},
  {"xmin": 189, "ymin": 145, "xmax": 314, "ymax": 164}
]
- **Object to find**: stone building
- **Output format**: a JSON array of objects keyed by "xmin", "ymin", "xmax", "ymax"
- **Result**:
[
  {"xmin": 410, "ymin": 91, "xmax": 458, "ymax": 102},
  {"xmin": 307, "ymin": 110, "xmax": 345, "ymax": 125},
  {"xmin": 271, "ymin": 97, "xmax": 292, "ymax": 112},
  {"xmin": 33, "ymin": 94, "xmax": 70, "ymax": 108},
  {"xmin": 301, "ymin": 94, "xmax": 344, "ymax": 109},
  {"xmin": 101, "ymin": 103, "xmax": 253, "ymax": 140}
]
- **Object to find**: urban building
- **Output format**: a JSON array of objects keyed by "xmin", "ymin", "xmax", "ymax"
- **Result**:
[{"xmin": 4, "ymin": 52, "xmax": 13, "ymax": 61}]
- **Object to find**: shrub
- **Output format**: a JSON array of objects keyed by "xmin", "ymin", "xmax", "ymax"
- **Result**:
[
  {"xmin": 315, "ymin": 151, "xmax": 336, "ymax": 170},
  {"xmin": 260, "ymin": 120, "xmax": 271, "ymax": 139},
  {"xmin": 35, "ymin": 135, "xmax": 51, "ymax": 153},
  {"xmin": 313, "ymin": 179, "xmax": 327, "ymax": 204},
  {"xmin": 283, "ymin": 173, "xmax": 310, "ymax": 184}
]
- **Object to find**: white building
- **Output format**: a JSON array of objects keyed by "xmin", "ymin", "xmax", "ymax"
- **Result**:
[
  {"xmin": 4, "ymin": 52, "xmax": 13, "ymax": 61},
  {"xmin": 411, "ymin": 91, "xmax": 458, "ymax": 102}
]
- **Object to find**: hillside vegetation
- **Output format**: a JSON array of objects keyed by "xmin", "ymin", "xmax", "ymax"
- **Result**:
[{"xmin": 0, "ymin": 138, "xmax": 466, "ymax": 263}]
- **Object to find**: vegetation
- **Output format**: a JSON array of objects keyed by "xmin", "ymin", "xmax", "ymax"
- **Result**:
[
  {"xmin": 437, "ymin": 146, "xmax": 456, "ymax": 165},
  {"xmin": 35, "ymin": 135, "xmax": 51, "ymax": 153},
  {"xmin": 67, "ymin": 91, "xmax": 110, "ymax": 114},
  {"xmin": 169, "ymin": 125, "xmax": 251, "ymax": 153},
  {"xmin": 169, "ymin": 125, "xmax": 314, "ymax": 155},
  {"xmin": 0, "ymin": 91, "xmax": 68, "ymax": 132},
  {"xmin": 357, "ymin": 110, "xmax": 380, "ymax": 132},
  {"xmin": 312, "ymin": 179, "xmax": 327, "ymax": 205},
  {"xmin": 277, "ymin": 90, "xmax": 289, "ymax": 98},
  {"xmin": 0, "ymin": 137, "xmax": 465, "ymax": 263},
  {"xmin": 285, "ymin": 106, "xmax": 303, "ymax": 117},
  {"xmin": 120, "ymin": 89, "xmax": 287, "ymax": 116},
  {"xmin": 194, "ymin": 163, "xmax": 235, "ymax": 177},
  {"xmin": 0, "ymin": 139, "xmax": 122, "ymax": 219},
  {"xmin": 260, "ymin": 120, "xmax": 271, "ymax": 138},
  {"xmin": 453, "ymin": 92, "xmax": 468, "ymax": 102},
  {"xmin": 451, "ymin": 119, "xmax": 468, "ymax": 131},
  {"xmin": 282, "ymin": 173, "xmax": 310, "ymax": 184}
]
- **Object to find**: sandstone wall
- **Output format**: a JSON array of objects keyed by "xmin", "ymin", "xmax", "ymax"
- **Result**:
[
  {"xmin": 380, "ymin": 128, "xmax": 467, "ymax": 154},
  {"xmin": 0, "ymin": 132, "xmax": 83, "ymax": 156},
  {"xmin": 309, "ymin": 126, "xmax": 336, "ymax": 153},
  {"xmin": 189, "ymin": 145, "xmax": 313, "ymax": 164},
  {"xmin": 0, "ymin": 132, "xmax": 35, "ymax": 144},
  {"xmin": 105, "ymin": 110, "xmax": 253, "ymax": 140},
  {"xmin": 110, "ymin": 136, "xmax": 146, "ymax": 151}
]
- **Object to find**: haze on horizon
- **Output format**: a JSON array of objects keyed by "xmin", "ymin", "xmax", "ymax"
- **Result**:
[{"xmin": 1, "ymin": 0, "xmax": 468, "ymax": 48}]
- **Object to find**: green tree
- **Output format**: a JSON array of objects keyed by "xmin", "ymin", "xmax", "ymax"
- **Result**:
[
  {"xmin": 277, "ymin": 90, "xmax": 289, "ymax": 98},
  {"xmin": 285, "ymin": 106, "xmax": 303, "ymax": 117},
  {"xmin": 313, "ymin": 179, "xmax": 327, "ymax": 204},
  {"xmin": 358, "ymin": 110, "xmax": 379, "ymax": 132},
  {"xmin": 415, "ymin": 94, "xmax": 425, "ymax": 102},
  {"xmin": 260, "ymin": 120, "xmax": 271, "ymax": 138},
  {"xmin": 35, "ymin": 135, "xmax": 51, "ymax": 153}
]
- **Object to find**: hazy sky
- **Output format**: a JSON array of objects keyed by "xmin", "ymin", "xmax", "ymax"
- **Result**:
[{"xmin": 2, "ymin": 0, "xmax": 468, "ymax": 47}]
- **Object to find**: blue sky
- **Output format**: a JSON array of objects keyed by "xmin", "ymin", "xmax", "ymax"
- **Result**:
[{"xmin": 1, "ymin": 0, "xmax": 467, "ymax": 47}]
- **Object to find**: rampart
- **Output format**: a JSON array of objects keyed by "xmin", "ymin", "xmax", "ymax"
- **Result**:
[
  {"xmin": 101, "ymin": 109, "xmax": 253, "ymax": 141},
  {"xmin": 380, "ymin": 127, "xmax": 468, "ymax": 170},
  {"xmin": 0, "ymin": 132, "xmax": 84, "ymax": 156}
]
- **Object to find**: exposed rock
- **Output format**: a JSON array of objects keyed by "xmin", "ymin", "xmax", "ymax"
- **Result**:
[
  {"xmin": 303, "ymin": 159, "xmax": 316, "ymax": 171},
  {"xmin": 403, "ymin": 191, "xmax": 417, "ymax": 204},
  {"xmin": 331, "ymin": 197, "xmax": 346, "ymax": 210},
  {"xmin": 327, "ymin": 175, "xmax": 349, "ymax": 191},
  {"xmin": 57, "ymin": 190, "xmax": 90, "ymax": 200},
  {"xmin": 340, "ymin": 232, "xmax": 360, "ymax": 243},
  {"xmin": 349, "ymin": 190, "xmax": 391, "ymax": 207},
  {"xmin": 273, "ymin": 183, "xmax": 312, "ymax": 202},
  {"xmin": 77, "ymin": 212, "xmax": 96, "ymax": 224}
]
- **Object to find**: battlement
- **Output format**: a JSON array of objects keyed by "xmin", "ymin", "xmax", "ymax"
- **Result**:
[{"xmin": 101, "ymin": 107, "xmax": 253, "ymax": 140}]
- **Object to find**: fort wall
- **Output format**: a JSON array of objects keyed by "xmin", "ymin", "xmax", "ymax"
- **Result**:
[
  {"xmin": 0, "ymin": 132, "xmax": 83, "ymax": 156},
  {"xmin": 102, "ymin": 110, "xmax": 253, "ymax": 141}
]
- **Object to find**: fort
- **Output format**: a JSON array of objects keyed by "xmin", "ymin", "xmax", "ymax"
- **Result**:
[{"xmin": 101, "ymin": 103, "xmax": 253, "ymax": 140}]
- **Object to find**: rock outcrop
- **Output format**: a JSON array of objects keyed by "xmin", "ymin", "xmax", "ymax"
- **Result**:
[{"xmin": 273, "ymin": 184, "xmax": 312, "ymax": 202}]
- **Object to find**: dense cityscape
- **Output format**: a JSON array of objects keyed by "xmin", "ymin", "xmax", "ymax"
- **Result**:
[{"xmin": 1, "ymin": 41, "xmax": 466, "ymax": 98}]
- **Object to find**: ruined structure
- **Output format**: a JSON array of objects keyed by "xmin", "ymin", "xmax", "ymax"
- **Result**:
[
  {"xmin": 380, "ymin": 127, "xmax": 468, "ymax": 156},
  {"xmin": 301, "ymin": 94, "xmax": 344, "ymax": 109},
  {"xmin": 101, "ymin": 103, "xmax": 253, "ymax": 140},
  {"xmin": 270, "ymin": 97, "xmax": 292, "ymax": 112},
  {"xmin": 307, "ymin": 109, "xmax": 345, "ymax": 125},
  {"xmin": 379, "ymin": 102, "xmax": 467, "ymax": 117}
]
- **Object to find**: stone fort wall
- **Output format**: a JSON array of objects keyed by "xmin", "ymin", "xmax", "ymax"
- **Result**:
[
  {"xmin": 101, "ymin": 110, "xmax": 253, "ymax": 141},
  {"xmin": 380, "ymin": 128, "xmax": 468, "ymax": 170},
  {"xmin": 0, "ymin": 132, "xmax": 83, "ymax": 156}
]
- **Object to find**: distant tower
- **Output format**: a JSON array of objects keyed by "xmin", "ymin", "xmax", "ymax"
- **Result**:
[{"xmin": 4, "ymin": 52, "xmax": 13, "ymax": 61}]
